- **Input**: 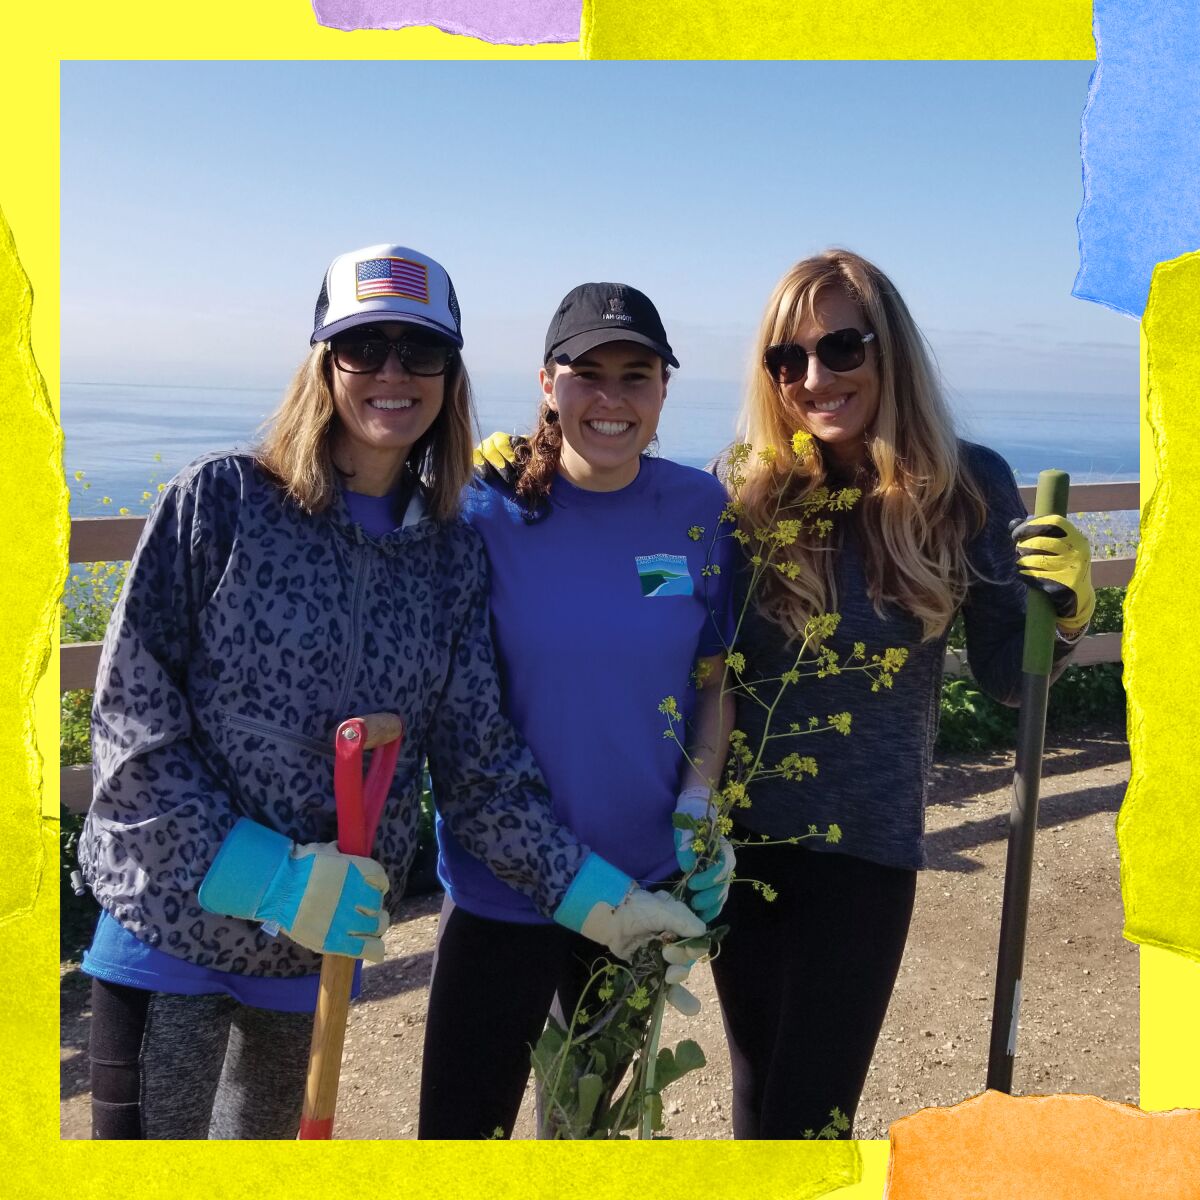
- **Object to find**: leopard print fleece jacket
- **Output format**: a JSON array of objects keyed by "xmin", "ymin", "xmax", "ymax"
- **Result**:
[{"xmin": 79, "ymin": 452, "xmax": 589, "ymax": 977}]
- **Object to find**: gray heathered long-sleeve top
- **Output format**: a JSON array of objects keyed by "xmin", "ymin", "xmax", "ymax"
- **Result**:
[{"xmin": 729, "ymin": 441, "xmax": 1076, "ymax": 871}]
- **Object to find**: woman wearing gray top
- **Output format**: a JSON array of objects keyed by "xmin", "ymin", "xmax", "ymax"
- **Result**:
[{"xmin": 711, "ymin": 249, "xmax": 1096, "ymax": 1138}]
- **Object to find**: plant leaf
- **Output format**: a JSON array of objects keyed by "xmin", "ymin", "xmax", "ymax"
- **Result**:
[
  {"xmin": 673, "ymin": 1039, "xmax": 706, "ymax": 1074},
  {"xmin": 575, "ymin": 1073, "xmax": 605, "ymax": 1128}
]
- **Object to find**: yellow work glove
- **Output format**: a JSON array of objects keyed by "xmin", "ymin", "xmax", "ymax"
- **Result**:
[
  {"xmin": 1010, "ymin": 513, "xmax": 1096, "ymax": 633},
  {"xmin": 472, "ymin": 431, "xmax": 521, "ymax": 488}
]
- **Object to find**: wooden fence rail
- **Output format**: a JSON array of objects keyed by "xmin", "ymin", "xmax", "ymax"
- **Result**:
[{"xmin": 58, "ymin": 481, "xmax": 1139, "ymax": 814}]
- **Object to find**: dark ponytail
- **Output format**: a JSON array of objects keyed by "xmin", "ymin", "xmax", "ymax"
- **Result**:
[{"xmin": 512, "ymin": 367, "xmax": 565, "ymax": 518}]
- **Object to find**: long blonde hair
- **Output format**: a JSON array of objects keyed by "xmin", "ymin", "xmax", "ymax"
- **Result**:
[
  {"xmin": 738, "ymin": 249, "xmax": 987, "ymax": 641},
  {"xmin": 256, "ymin": 341, "xmax": 475, "ymax": 523}
]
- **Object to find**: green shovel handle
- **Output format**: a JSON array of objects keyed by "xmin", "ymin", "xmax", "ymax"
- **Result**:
[{"xmin": 1021, "ymin": 469, "xmax": 1071, "ymax": 677}]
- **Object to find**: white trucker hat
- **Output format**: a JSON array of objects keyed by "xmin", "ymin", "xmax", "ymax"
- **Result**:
[{"xmin": 310, "ymin": 244, "xmax": 464, "ymax": 347}]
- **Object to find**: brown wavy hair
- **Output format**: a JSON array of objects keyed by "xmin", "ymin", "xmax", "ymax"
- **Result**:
[
  {"xmin": 511, "ymin": 394, "xmax": 563, "ymax": 515},
  {"xmin": 256, "ymin": 340, "xmax": 475, "ymax": 523},
  {"xmin": 738, "ymin": 249, "xmax": 987, "ymax": 641}
]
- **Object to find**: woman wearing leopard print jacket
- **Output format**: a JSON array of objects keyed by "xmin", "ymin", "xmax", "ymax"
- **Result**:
[{"xmin": 77, "ymin": 243, "xmax": 704, "ymax": 1141}]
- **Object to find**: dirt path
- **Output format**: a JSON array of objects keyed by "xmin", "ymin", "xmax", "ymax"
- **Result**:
[{"xmin": 60, "ymin": 727, "xmax": 1135, "ymax": 1140}]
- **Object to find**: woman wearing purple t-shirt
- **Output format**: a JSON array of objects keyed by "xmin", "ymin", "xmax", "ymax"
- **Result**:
[{"xmin": 419, "ymin": 283, "xmax": 737, "ymax": 1140}]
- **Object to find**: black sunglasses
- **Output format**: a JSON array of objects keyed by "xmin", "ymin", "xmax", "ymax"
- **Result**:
[
  {"xmin": 763, "ymin": 329, "xmax": 876, "ymax": 383},
  {"xmin": 329, "ymin": 329, "xmax": 457, "ymax": 377}
]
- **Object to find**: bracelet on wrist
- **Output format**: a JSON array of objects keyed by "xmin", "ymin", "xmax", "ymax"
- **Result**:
[{"xmin": 1055, "ymin": 621, "xmax": 1089, "ymax": 644}]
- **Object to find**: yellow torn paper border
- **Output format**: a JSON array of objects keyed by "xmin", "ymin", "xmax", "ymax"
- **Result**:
[
  {"xmin": 1120, "ymin": 252, "xmax": 1200, "ymax": 962},
  {"xmin": 885, "ymin": 1090, "xmax": 1200, "ymax": 1199},
  {"xmin": 2, "ymin": 3, "xmax": 1197, "ymax": 1198},
  {"xmin": 582, "ymin": 0, "xmax": 1094, "ymax": 60},
  {"xmin": 0, "ymin": 212, "xmax": 68, "ymax": 928}
]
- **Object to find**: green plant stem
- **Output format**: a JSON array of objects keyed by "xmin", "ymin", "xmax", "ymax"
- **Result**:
[
  {"xmin": 638, "ymin": 981, "xmax": 669, "ymax": 1141},
  {"xmin": 607, "ymin": 1008, "xmax": 650, "ymax": 1137},
  {"xmin": 538, "ymin": 961, "xmax": 627, "ymax": 1138}
]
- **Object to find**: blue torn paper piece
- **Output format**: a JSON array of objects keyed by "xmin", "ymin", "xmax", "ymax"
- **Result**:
[{"xmin": 1074, "ymin": 0, "xmax": 1200, "ymax": 319}]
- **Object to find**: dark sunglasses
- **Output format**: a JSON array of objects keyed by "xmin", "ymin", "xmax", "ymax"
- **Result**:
[
  {"xmin": 329, "ymin": 329, "xmax": 456, "ymax": 377},
  {"xmin": 763, "ymin": 329, "xmax": 876, "ymax": 383}
]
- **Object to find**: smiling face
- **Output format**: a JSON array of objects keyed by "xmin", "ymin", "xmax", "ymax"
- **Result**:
[
  {"xmin": 541, "ymin": 341, "xmax": 667, "ymax": 491},
  {"xmin": 777, "ymin": 288, "xmax": 881, "ymax": 471},
  {"xmin": 327, "ymin": 321, "xmax": 447, "ymax": 495}
]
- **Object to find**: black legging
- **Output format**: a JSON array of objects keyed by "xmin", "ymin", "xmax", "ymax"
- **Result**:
[
  {"xmin": 418, "ymin": 898, "xmax": 607, "ymax": 1139},
  {"xmin": 88, "ymin": 978, "xmax": 313, "ymax": 1139},
  {"xmin": 710, "ymin": 838, "xmax": 916, "ymax": 1139}
]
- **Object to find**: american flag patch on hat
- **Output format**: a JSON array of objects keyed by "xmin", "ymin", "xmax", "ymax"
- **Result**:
[{"xmin": 356, "ymin": 257, "xmax": 430, "ymax": 304}]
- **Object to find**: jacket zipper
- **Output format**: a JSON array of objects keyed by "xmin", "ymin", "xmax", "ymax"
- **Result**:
[
  {"xmin": 221, "ymin": 711, "xmax": 333, "ymax": 758},
  {"xmin": 332, "ymin": 541, "xmax": 370, "ymax": 721}
]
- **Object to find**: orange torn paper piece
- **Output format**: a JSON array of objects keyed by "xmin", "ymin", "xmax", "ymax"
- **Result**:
[{"xmin": 886, "ymin": 1090, "xmax": 1200, "ymax": 1199}]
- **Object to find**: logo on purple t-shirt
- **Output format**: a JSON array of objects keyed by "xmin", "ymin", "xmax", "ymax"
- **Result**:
[{"xmin": 636, "ymin": 553, "xmax": 694, "ymax": 597}]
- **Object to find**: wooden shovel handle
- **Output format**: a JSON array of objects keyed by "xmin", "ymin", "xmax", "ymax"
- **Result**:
[
  {"xmin": 353, "ymin": 711, "xmax": 404, "ymax": 750},
  {"xmin": 299, "ymin": 956, "xmax": 357, "ymax": 1139}
]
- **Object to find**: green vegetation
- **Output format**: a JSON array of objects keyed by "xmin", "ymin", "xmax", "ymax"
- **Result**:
[
  {"xmin": 60, "ymin": 558, "xmax": 122, "ymax": 956},
  {"xmin": 935, "ymin": 509, "xmax": 1132, "ymax": 753},
  {"xmin": 937, "ymin": 584, "xmax": 1126, "ymax": 753}
]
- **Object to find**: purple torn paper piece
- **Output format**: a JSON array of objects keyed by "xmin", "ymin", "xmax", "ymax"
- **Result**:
[
  {"xmin": 312, "ymin": 0, "xmax": 582, "ymax": 44},
  {"xmin": 1073, "ymin": 0, "xmax": 1200, "ymax": 318}
]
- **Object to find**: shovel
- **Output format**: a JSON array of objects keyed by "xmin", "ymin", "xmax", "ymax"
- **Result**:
[
  {"xmin": 986, "ymin": 469, "xmax": 1070, "ymax": 1093},
  {"xmin": 298, "ymin": 711, "xmax": 405, "ymax": 1139}
]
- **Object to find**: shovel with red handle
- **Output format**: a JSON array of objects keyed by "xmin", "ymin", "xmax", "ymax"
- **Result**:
[{"xmin": 298, "ymin": 711, "xmax": 404, "ymax": 1140}]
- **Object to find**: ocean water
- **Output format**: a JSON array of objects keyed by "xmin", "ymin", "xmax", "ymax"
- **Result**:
[{"xmin": 61, "ymin": 377, "xmax": 1138, "ymax": 516}]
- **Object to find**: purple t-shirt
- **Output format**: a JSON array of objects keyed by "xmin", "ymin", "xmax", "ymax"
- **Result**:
[
  {"xmin": 83, "ymin": 910, "xmax": 362, "ymax": 1010},
  {"xmin": 343, "ymin": 487, "xmax": 408, "ymax": 536},
  {"xmin": 437, "ymin": 456, "xmax": 737, "ymax": 923}
]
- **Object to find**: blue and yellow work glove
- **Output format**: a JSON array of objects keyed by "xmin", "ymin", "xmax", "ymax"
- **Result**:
[
  {"xmin": 554, "ymin": 853, "xmax": 708, "ymax": 1014},
  {"xmin": 198, "ymin": 818, "xmax": 390, "ymax": 962},
  {"xmin": 472, "ymin": 431, "xmax": 521, "ymax": 488},
  {"xmin": 674, "ymin": 785, "xmax": 736, "ymax": 924},
  {"xmin": 1009, "ymin": 513, "xmax": 1096, "ymax": 634}
]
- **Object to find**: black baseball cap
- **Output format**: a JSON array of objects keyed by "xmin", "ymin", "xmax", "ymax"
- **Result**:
[{"xmin": 543, "ymin": 282, "xmax": 679, "ymax": 368}]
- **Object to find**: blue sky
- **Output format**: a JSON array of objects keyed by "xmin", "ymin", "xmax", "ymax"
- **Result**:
[{"xmin": 61, "ymin": 61, "xmax": 1138, "ymax": 398}]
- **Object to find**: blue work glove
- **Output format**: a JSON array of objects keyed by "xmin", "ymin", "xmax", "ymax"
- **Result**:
[
  {"xmin": 674, "ymin": 785, "xmax": 736, "ymax": 924},
  {"xmin": 198, "ymin": 818, "xmax": 390, "ymax": 962},
  {"xmin": 1010, "ymin": 513, "xmax": 1096, "ymax": 634}
]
